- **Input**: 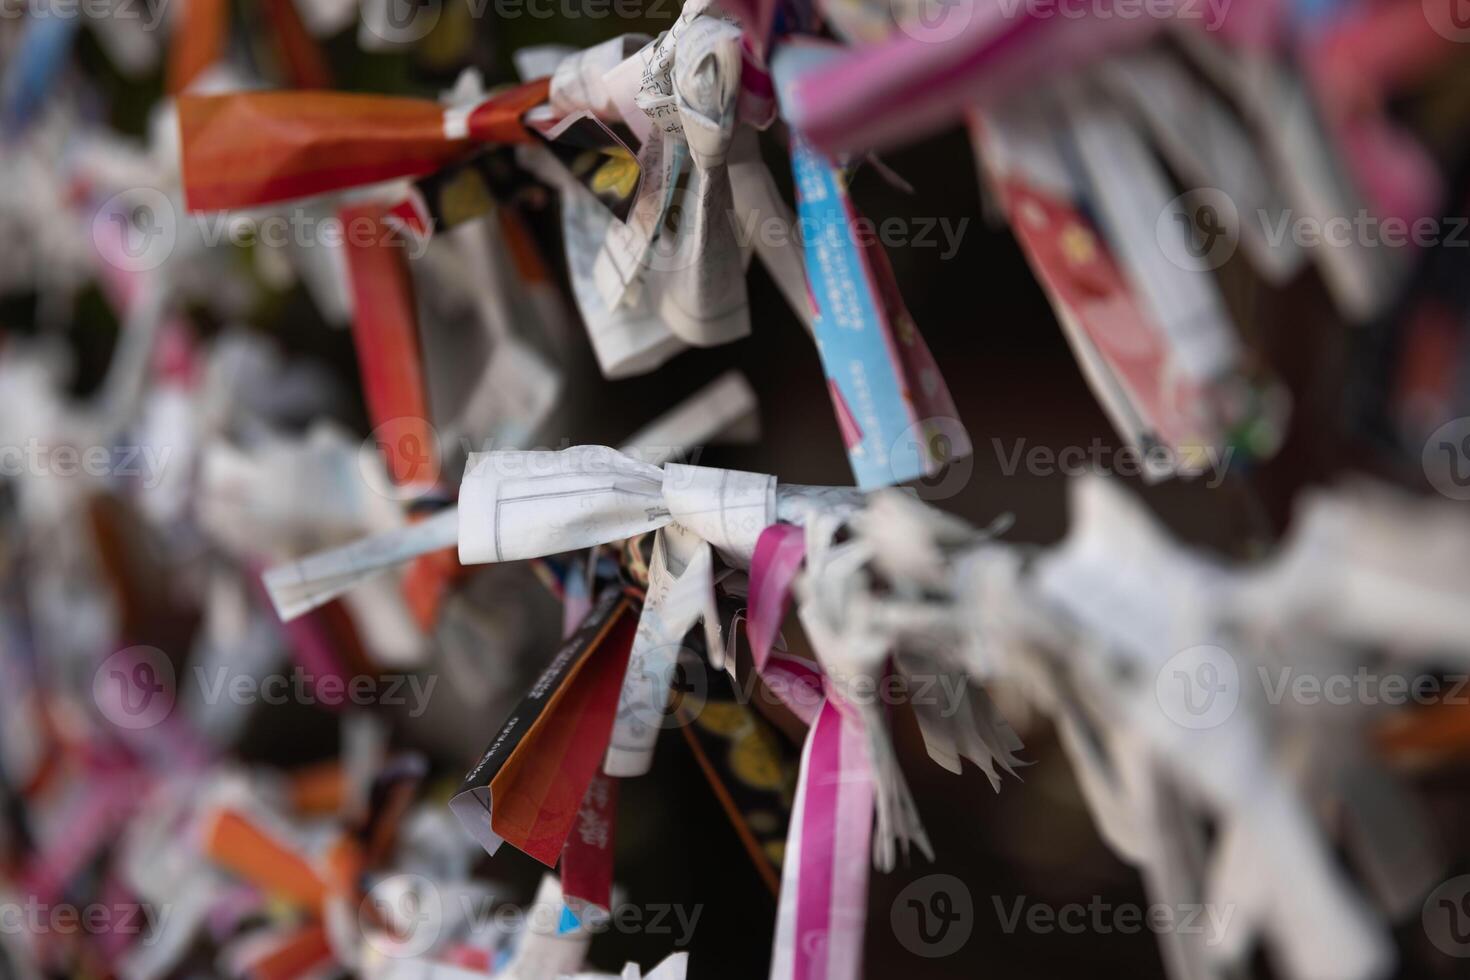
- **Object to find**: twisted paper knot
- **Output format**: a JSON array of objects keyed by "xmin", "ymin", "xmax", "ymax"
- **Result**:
[{"xmin": 458, "ymin": 445, "xmax": 779, "ymax": 566}]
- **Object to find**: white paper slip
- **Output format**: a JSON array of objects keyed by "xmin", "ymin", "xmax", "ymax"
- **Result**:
[
  {"xmin": 260, "ymin": 371, "xmax": 762, "ymax": 621},
  {"xmin": 262, "ymin": 508, "xmax": 459, "ymax": 621},
  {"xmin": 1058, "ymin": 86, "xmax": 1240, "ymax": 385},
  {"xmin": 458, "ymin": 446, "xmax": 671, "ymax": 564}
]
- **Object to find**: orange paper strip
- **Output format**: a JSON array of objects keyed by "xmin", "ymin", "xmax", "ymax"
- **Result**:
[
  {"xmin": 180, "ymin": 78, "xmax": 550, "ymax": 211},
  {"xmin": 166, "ymin": 0, "xmax": 228, "ymax": 94},
  {"xmin": 340, "ymin": 203, "xmax": 436, "ymax": 488},
  {"xmin": 203, "ymin": 809, "xmax": 328, "ymax": 909}
]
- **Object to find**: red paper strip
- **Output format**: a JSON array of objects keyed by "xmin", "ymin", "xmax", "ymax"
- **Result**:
[
  {"xmin": 179, "ymin": 79, "xmax": 550, "ymax": 211},
  {"xmin": 560, "ymin": 774, "xmax": 618, "ymax": 911},
  {"xmin": 166, "ymin": 0, "xmax": 228, "ymax": 94},
  {"xmin": 489, "ymin": 606, "xmax": 636, "ymax": 865},
  {"xmin": 202, "ymin": 809, "xmax": 328, "ymax": 909},
  {"xmin": 260, "ymin": 0, "xmax": 333, "ymax": 89},
  {"xmin": 340, "ymin": 203, "xmax": 436, "ymax": 488}
]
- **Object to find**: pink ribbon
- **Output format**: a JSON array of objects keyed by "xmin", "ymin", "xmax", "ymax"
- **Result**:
[
  {"xmin": 774, "ymin": 698, "xmax": 874, "ymax": 980},
  {"xmin": 750, "ymin": 522, "xmax": 875, "ymax": 980},
  {"xmin": 747, "ymin": 524, "xmax": 807, "ymax": 672}
]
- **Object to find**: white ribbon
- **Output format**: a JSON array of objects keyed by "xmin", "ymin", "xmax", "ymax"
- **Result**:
[{"xmin": 457, "ymin": 445, "xmax": 778, "ymax": 567}]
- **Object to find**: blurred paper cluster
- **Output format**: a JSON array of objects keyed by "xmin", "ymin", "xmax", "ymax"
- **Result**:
[{"xmin": 4, "ymin": 0, "xmax": 1470, "ymax": 977}]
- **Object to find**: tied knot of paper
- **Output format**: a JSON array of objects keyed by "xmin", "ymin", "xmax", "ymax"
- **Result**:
[
  {"xmin": 589, "ymin": 5, "xmax": 748, "ymax": 343},
  {"xmin": 457, "ymin": 445, "xmax": 776, "ymax": 566},
  {"xmin": 671, "ymin": 17, "xmax": 743, "ymax": 171}
]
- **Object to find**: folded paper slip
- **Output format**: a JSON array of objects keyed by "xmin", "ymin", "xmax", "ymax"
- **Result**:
[
  {"xmin": 179, "ymin": 78, "xmax": 550, "ymax": 211},
  {"xmin": 450, "ymin": 588, "xmax": 637, "ymax": 866},
  {"xmin": 202, "ymin": 808, "xmax": 329, "ymax": 909},
  {"xmin": 341, "ymin": 201, "xmax": 435, "ymax": 489}
]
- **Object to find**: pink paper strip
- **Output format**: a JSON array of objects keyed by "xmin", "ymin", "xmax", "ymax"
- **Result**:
[
  {"xmin": 792, "ymin": 701, "xmax": 842, "ymax": 980},
  {"xmin": 781, "ymin": 698, "xmax": 874, "ymax": 980},
  {"xmin": 784, "ymin": 6, "xmax": 1147, "ymax": 155},
  {"xmin": 826, "ymin": 710, "xmax": 873, "ymax": 980},
  {"xmin": 763, "ymin": 652, "xmax": 824, "ymax": 728},
  {"xmin": 747, "ymin": 524, "xmax": 807, "ymax": 672}
]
